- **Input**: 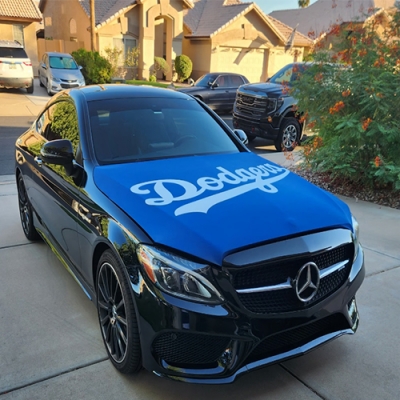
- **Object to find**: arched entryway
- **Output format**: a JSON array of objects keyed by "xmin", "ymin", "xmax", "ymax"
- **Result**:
[{"xmin": 138, "ymin": 2, "xmax": 182, "ymax": 81}]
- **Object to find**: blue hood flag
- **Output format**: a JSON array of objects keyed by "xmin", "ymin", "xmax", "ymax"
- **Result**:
[{"xmin": 94, "ymin": 152, "xmax": 352, "ymax": 265}]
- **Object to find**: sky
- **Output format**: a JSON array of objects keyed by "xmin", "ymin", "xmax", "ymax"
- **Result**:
[{"xmin": 256, "ymin": 0, "xmax": 318, "ymax": 14}]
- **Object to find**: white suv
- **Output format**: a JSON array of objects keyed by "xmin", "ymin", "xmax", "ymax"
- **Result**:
[{"xmin": 0, "ymin": 40, "xmax": 34, "ymax": 93}]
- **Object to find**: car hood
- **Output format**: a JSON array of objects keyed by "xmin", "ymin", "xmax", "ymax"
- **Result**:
[
  {"xmin": 50, "ymin": 68, "xmax": 83, "ymax": 81},
  {"xmin": 93, "ymin": 152, "xmax": 352, "ymax": 265},
  {"xmin": 239, "ymin": 82, "xmax": 285, "ymax": 97}
]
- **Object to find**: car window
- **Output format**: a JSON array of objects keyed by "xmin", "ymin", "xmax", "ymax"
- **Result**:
[
  {"xmin": 88, "ymin": 97, "xmax": 240, "ymax": 164},
  {"xmin": 215, "ymin": 75, "xmax": 230, "ymax": 88},
  {"xmin": 269, "ymin": 64, "xmax": 308, "ymax": 86},
  {"xmin": 40, "ymin": 101, "xmax": 79, "ymax": 154},
  {"xmin": 49, "ymin": 56, "xmax": 78, "ymax": 70},
  {"xmin": 0, "ymin": 47, "xmax": 28, "ymax": 58},
  {"xmin": 230, "ymin": 75, "xmax": 245, "ymax": 87},
  {"xmin": 194, "ymin": 74, "xmax": 218, "ymax": 87}
]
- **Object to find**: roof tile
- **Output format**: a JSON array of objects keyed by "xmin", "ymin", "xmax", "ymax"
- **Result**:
[
  {"xmin": 270, "ymin": 0, "xmax": 396, "ymax": 38},
  {"xmin": 0, "ymin": 0, "xmax": 42, "ymax": 21}
]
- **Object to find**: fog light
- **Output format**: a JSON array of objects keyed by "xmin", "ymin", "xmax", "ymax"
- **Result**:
[{"xmin": 219, "ymin": 341, "xmax": 237, "ymax": 368}]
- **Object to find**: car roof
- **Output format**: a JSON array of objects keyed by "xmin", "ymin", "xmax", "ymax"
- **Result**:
[
  {"xmin": 204, "ymin": 72, "xmax": 245, "ymax": 76},
  {"xmin": 0, "ymin": 40, "xmax": 24, "ymax": 48},
  {"xmin": 45, "ymin": 52, "xmax": 74, "ymax": 58},
  {"xmin": 70, "ymin": 84, "xmax": 193, "ymax": 102}
]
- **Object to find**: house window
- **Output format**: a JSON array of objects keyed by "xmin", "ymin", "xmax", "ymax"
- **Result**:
[
  {"xmin": 113, "ymin": 37, "xmax": 137, "ymax": 64},
  {"xmin": 70, "ymin": 19, "xmax": 77, "ymax": 34},
  {"xmin": 13, "ymin": 25, "xmax": 24, "ymax": 47}
]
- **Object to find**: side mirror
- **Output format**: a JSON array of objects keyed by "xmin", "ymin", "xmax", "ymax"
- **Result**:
[
  {"xmin": 233, "ymin": 129, "xmax": 248, "ymax": 145},
  {"xmin": 78, "ymin": 65, "xmax": 83, "ymax": 70},
  {"xmin": 40, "ymin": 139, "xmax": 75, "ymax": 175},
  {"xmin": 41, "ymin": 63, "xmax": 47, "ymax": 70}
]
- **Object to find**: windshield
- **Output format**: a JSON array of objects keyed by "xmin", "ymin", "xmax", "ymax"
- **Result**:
[
  {"xmin": 89, "ymin": 97, "xmax": 240, "ymax": 164},
  {"xmin": 49, "ymin": 56, "xmax": 78, "ymax": 70},
  {"xmin": 194, "ymin": 74, "xmax": 219, "ymax": 87},
  {"xmin": 0, "ymin": 47, "xmax": 28, "ymax": 58},
  {"xmin": 269, "ymin": 64, "xmax": 308, "ymax": 87}
]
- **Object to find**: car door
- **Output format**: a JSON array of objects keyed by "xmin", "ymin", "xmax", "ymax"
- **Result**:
[
  {"xmin": 28, "ymin": 99, "xmax": 82, "ymax": 271},
  {"xmin": 38, "ymin": 54, "xmax": 47, "ymax": 86},
  {"xmin": 206, "ymin": 74, "xmax": 232, "ymax": 110}
]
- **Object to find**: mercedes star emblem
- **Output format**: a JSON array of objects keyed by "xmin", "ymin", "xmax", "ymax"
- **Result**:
[{"xmin": 294, "ymin": 262, "xmax": 320, "ymax": 302}]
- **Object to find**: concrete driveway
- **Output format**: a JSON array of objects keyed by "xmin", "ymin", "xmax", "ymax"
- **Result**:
[{"xmin": 0, "ymin": 82, "xmax": 400, "ymax": 399}]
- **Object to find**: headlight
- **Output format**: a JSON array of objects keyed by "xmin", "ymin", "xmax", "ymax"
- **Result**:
[
  {"xmin": 351, "ymin": 215, "xmax": 360, "ymax": 261},
  {"xmin": 136, "ymin": 244, "xmax": 223, "ymax": 304},
  {"xmin": 51, "ymin": 76, "xmax": 61, "ymax": 83}
]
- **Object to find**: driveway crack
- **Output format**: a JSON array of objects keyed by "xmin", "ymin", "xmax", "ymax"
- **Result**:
[
  {"xmin": 279, "ymin": 364, "xmax": 326, "ymax": 399},
  {"xmin": 0, "ymin": 358, "xmax": 108, "ymax": 396}
]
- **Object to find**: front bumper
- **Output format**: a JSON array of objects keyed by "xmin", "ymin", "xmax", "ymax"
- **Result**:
[
  {"xmin": 233, "ymin": 114, "xmax": 279, "ymax": 140},
  {"xmin": 129, "ymin": 240, "xmax": 365, "ymax": 384},
  {"xmin": 49, "ymin": 80, "xmax": 85, "ymax": 93}
]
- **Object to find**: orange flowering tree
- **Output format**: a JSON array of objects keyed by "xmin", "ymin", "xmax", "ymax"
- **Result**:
[{"xmin": 293, "ymin": 7, "xmax": 400, "ymax": 190}]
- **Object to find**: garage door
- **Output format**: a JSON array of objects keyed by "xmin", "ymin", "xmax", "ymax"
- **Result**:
[{"xmin": 216, "ymin": 47, "xmax": 267, "ymax": 83}]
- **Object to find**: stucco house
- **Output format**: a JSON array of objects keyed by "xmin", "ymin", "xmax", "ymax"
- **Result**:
[
  {"xmin": 0, "ymin": 0, "xmax": 42, "ymax": 75},
  {"xmin": 270, "ymin": 0, "xmax": 397, "ymax": 40},
  {"xmin": 38, "ymin": 0, "xmax": 312, "ymax": 83},
  {"xmin": 183, "ymin": 0, "xmax": 312, "ymax": 82}
]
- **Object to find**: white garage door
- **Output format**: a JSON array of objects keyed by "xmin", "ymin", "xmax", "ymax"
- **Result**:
[{"xmin": 216, "ymin": 47, "xmax": 266, "ymax": 83}]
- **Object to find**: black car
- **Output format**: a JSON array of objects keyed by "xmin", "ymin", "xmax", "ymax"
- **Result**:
[
  {"xmin": 233, "ymin": 62, "xmax": 310, "ymax": 151},
  {"xmin": 15, "ymin": 84, "xmax": 364, "ymax": 383},
  {"xmin": 178, "ymin": 72, "xmax": 249, "ymax": 112}
]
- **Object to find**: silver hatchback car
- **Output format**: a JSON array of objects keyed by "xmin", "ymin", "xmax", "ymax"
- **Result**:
[{"xmin": 38, "ymin": 52, "xmax": 85, "ymax": 95}]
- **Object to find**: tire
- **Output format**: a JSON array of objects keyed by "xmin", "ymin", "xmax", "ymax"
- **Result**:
[
  {"xmin": 46, "ymin": 79, "xmax": 53, "ymax": 96},
  {"xmin": 96, "ymin": 250, "xmax": 142, "ymax": 374},
  {"xmin": 26, "ymin": 82, "xmax": 34, "ymax": 94},
  {"xmin": 17, "ymin": 175, "xmax": 40, "ymax": 241},
  {"xmin": 275, "ymin": 117, "xmax": 301, "ymax": 152}
]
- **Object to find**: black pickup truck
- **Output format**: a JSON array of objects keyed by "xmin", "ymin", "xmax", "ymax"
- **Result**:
[{"xmin": 232, "ymin": 62, "xmax": 308, "ymax": 152}]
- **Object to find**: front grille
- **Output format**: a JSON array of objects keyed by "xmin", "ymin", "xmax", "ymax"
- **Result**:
[
  {"xmin": 235, "ymin": 92, "xmax": 266, "ymax": 119},
  {"xmin": 60, "ymin": 83, "xmax": 79, "ymax": 89},
  {"xmin": 232, "ymin": 244, "xmax": 352, "ymax": 314},
  {"xmin": 153, "ymin": 332, "xmax": 230, "ymax": 366},
  {"xmin": 246, "ymin": 314, "xmax": 348, "ymax": 363}
]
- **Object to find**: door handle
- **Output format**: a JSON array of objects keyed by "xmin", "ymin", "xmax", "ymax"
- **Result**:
[{"xmin": 34, "ymin": 156, "xmax": 43, "ymax": 167}]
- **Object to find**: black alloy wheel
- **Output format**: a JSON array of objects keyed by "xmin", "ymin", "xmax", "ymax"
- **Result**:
[
  {"xmin": 17, "ymin": 175, "xmax": 40, "ymax": 241},
  {"xmin": 275, "ymin": 117, "xmax": 301, "ymax": 152},
  {"xmin": 96, "ymin": 250, "xmax": 141, "ymax": 374}
]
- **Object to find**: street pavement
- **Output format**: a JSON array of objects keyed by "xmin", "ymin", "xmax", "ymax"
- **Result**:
[{"xmin": 0, "ymin": 82, "xmax": 400, "ymax": 399}]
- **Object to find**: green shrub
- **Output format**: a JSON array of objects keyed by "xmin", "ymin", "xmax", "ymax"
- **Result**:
[
  {"xmin": 174, "ymin": 54, "xmax": 192, "ymax": 82},
  {"xmin": 71, "ymin": 48, "xmax": 112, "ymax": 84},
  {"xmin": 154, "ymin": 56, "xmax": 170, "ymax": 77},
  {"xmin": 149, "ymin": 74, "xmax": 157, "ymax": 83},
  {"xmin": 293, "ymin": 7, "xmax": 400, "ymax": 190},
  {"xmin": 103, "ymin": 47, "xmax": 123, "ymax": 78}
]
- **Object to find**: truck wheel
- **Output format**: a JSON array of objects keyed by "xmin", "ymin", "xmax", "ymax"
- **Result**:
[{"xmin": 275, "ymin": 118, "xmax": 301, "ymax": 152}]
